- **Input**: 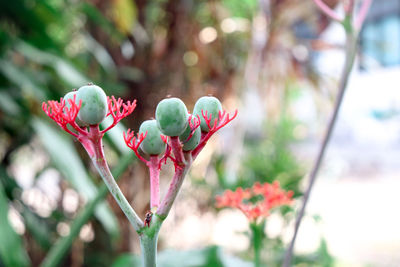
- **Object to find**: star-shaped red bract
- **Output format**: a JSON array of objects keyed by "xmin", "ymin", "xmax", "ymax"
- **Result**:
[{"xmin": 42, "ymin": 95, "xmax": 136, "ymax": 137}]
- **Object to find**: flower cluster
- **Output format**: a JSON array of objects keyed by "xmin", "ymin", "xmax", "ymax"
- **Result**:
[
  {"xmin": 42, "ymin": 84, "xmax": 136, "ymax": 158},
  {"xmin": 216, "ymin": 181, "xmax": 293, "ymax": 221},
  {"xmin": 43, "ymin": 86, "xmax": 238, "ymax": 228},
  {"xmin": 42, "ymin": 93, "xmax": 135, "ymax": 138},
  {"xmin": 122, "ymin": 97, "xmax": 237, "ymax": 166}
]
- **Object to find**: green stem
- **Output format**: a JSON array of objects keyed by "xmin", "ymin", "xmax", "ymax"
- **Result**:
[
  {"xmin": 138, "ymin": 214, "xmax": 163, "ymax": 267},
  {"xmin": 89, "ymin": 126, "xmax": 143, "ymax": 231},
  {"xmin": 282, "ymin": 18, "xmax": 358, "ymax": 267},
  {"xmin": 40, "ymin": 153, "xmax": 135, "ymax": 267},
  {"xmin": 140, "ymin": 234, "xmax": 159, "ymax": 267},
  {"xmin": 250, "ymin": 223, "xmax": 263, "ymax": 267}
]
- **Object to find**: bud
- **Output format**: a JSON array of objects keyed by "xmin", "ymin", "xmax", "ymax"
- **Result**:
[
  {"xmin": 139, "ymin": 120, "xmax": 166, "ymax": 155},
  {"xmin": 155, "ymin": 97, "xmax": 188, "ymax": 137},
  {"xmin": 76, "ymin": 84, "xmax": 108, "ymax": 125},
  {"xmin": 193, "ymin": 96, "xmax": 222, "ymax": 132}
]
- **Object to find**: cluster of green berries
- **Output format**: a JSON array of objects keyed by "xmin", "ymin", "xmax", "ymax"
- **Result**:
[
  {"xmin": 140, "ymin": 96, "xmax": 222, "ymax": 155},
  {"xmin": 63, "ymin": 83, "xmax": 223, "ymax": 155}
]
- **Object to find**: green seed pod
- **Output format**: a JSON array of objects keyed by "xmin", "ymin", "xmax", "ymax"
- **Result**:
[
  {"xmin": 139, "ymin": 120, "xmax": 166, "ymax": 155},
  {"xmin": 179, "ymin": 116, "xmax": 201, "ymax": 151},
  {"xmin": 76, "ymin": 84, "xmax": 108, "ymax": 125},
  {"xmin": 155, "ymin": 97, "xmax": 188, "ymax": 137},
  {"xmin": 193, "ymin": 96, "xmax": 222, "ymax": 132},
  {"xmin": 63, "ymin": 91, "xmax": 86, "ymax": 126}
]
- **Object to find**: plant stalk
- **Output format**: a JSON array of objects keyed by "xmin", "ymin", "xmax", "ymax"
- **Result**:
[
  {"xmin": 282, "ymin": 23, "xmax": 358, "ymax": 267},
  {"xmin": 147, "ymin": 156, "xmax": 160, "ymax": 210},
  {"xmin": 138, "ymin": 211, "xmax": 164, "ymax": 267},
  {"xmin": 157, "ymin": 160, "xmax": 191, "ymax": 218},
  {"xmin": 140, "ymin": 231, "xmax": 159, "ymax": 267},
  {"xmin": 89, "ymin": 126, "xmax": 143, "ymax": 231},
  {"xmin": 250, "ymin": 223, "xmax": 263, "ymax": 267}
]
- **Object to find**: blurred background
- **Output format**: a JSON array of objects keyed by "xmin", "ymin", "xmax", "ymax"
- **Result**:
[{"xmin": 0, "ymin": 0, "xmax": 399, "ymax": 266}]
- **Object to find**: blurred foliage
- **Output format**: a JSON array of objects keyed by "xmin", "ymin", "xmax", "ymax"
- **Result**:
[
  {"xmin": 112, "ymin": 246, "xmax": 252, "ymax": 267},
  {"xmin": 0, "ymin": 0, "xmax": 136, "ymax": 265},
  {"xmin": 0, "ymin": 181, "xmax": 30, "ymax": 267},
  {"xmin": 110, "ymin": 242, "xmax": 333, "ymax": 267},
  {"xmin": 215, "ymin": 115, "xmax": 304, "ymax": 194},
  {"xmin": 0, "ymin": 0, "xmax": 333, "ymax": 266}
]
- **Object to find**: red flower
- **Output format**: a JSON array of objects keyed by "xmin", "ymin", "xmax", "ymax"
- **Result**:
[{"xmin": 215, "ymin": 181, "xmax": 293, "ymax": 222}]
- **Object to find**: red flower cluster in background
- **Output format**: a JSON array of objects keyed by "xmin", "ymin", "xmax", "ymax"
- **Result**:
[{"xmin": 215, "ymin": 181, "xmax": 294, "ymax": 221}]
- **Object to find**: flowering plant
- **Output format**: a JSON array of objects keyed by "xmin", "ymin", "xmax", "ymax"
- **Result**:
[
  {"xmin": 216, "ymin": 181, "xmax": 293, "ymax": 222},
  {"xmin": 43, "ymin": 84, "xmax": 237, "ymax": 267},
  {"xmin": 216, "ymin": 182, "xmax": 293, "ymax": 266}
]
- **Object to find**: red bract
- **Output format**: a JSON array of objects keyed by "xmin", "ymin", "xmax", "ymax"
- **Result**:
[
  {"xmin": 123, "ymin": 129, "xmax": 148, "ymax": 163},
  {"xmin": 43, "ymin": 94, "xmax": 136, "ymax": 158},
  {"xmin": 42, "ymin": 95, "xmax": 136, "ymax": 136},
  {"xmin": 183, "ymin": 114, "xmax": 201, "ymax": 143},
  {"xmin": 103, "ymin": 96, "xmax": 137, "ymax": 133},
  {"xmin": 191, "ymin": 109, "xmax": 237, "ymax": 158},
  {"xmin": 42, "ymin": 96, "xmax": 83, "ymax": 137},
  {"xmin": 202, "ymin": 109, "xmax": 238, "ymax": 136},
  {"xmin": 215, "ymin": 181, "xmax": 293, "ymax": 222}
]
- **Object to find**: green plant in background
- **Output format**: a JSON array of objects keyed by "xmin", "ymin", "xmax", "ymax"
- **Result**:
[
  {"xmin": 42, "ymin": 85, "xmax": 237, "ymax": 267},
  {"xmin": 0, "ymin": 2, "xmax": 132, "ymax": 264},
  {"xmin": 206, "ymin": 80, "xmax": 338, "ymax": 266}
]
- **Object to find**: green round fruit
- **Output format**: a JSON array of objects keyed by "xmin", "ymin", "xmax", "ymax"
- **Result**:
[
  {"xmin": 139, "ymin": 120, "xmax": 166, "ymax": 155},
  {"xmin": 193, "ymin": 96, "xmax": 222, "ymax": 132},
  {"xmin": 76, "ymin": 84, "xmax": 108, "ymax": 125},
  {"xmin": 179, "ymin": 116, "xmax": 201, "ymax": 151},
  {"xmin": 155, "ymin": 98, "xmax": 188, "ymax": 137},
  {"xmin": 63, "ymin": 91, "xmax": 86, "ymax": 126}
]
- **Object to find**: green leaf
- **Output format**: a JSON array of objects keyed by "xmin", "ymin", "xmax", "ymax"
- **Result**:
[
  {"xmin": 84, "ymin": 34, "xmax": 117, "ymax": 73},
  {"xmin": 0, "ymin": 59, "xmax": 45, "ymax": 100},
  {"xmin": 0, "ymin": 182, "xmax": 30, "ymax": 267},
  {"xmin": 110, "ymin": 0, "xmax": 137, "ymax": 34},
  {"xmin": 0, "ymin": 90, "xmax": 21, "ymax": 116},
  {"xmin": 20, "ymin": 206, "xmax": 52, "ymax": 250},
  {"xmin": 15, "ymin": 42, "xmax": 87, "ymax": 87},
  {"xmin": 32, "ymin": 118, "xmax": 119, "ymax": 238},
  {"xmin": 80, "ymin": 2, "xmax": 124, "ymax": 41},
  {"xmin": 111, "ymin": 254, "xmax": 141, "ymax": 267}
]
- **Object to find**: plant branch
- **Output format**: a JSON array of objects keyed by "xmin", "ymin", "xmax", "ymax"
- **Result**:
[
  {"xmin": 147, "ymin": 156, "xmax": 160, "ymax": 210},
  {"xmin": 313, "ymin": 0, "xmax": 342, "ymax": 21},
  {"xmin": 89, "ymin": 126, "xmax": 143, "ymax": 231},
  {"xmin": 170, "ymin": 136, "xmax": 186, "ymax": 165},
  {"xmin": 157, "ymin": 153, "xmax": 192, "ymax": 218},
  {"xmin": 355, "ymin": 0, "xmax": 373, "ymax": 30},
  {"xmin": 282, "ymin": 22, "xmax": 358, "ymax": 267}
]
